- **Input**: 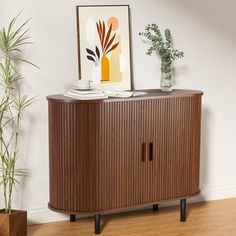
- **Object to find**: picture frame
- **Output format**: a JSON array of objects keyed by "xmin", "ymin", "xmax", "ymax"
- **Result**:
[{"xmin": 76, "ymin": 5, "xmax": 132, "ymax": 90}]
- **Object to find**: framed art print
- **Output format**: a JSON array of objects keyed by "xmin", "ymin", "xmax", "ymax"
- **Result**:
[{"xmin": 76, "ymin": 5, "xmax": 132, "ymax": 90}]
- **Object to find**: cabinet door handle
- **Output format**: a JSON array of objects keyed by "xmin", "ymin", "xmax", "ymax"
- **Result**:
[
  {"xmin": 142, "ymin": 143, "xmax": 148, "ymax": 162},
  {"xmin": 149, "ymin": 142, "xmax": 153, "ymax": 161}
]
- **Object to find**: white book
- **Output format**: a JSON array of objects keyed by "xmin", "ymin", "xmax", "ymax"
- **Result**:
[
  {"xmin": 66, "ymin": 91, "xmax": 105, "ymax": 98},
  {"xmin": 68, "ymin": 88, "xmax": 104, "ymax": 95},
  {"xmin": 64, "ymin": 94, "xmax": 108, "ymax": 100}
]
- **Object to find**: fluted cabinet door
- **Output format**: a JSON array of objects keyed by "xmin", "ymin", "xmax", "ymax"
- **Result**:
[
  {"xmin": 95, "ymin": 101, "xmax": 144, "ymax": 212},
  {"xmin": 143, "ymin": 96, "xmax": 202, "ymax": 203}
]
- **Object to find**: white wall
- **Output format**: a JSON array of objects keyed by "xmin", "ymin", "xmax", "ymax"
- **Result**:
[{"xmin": 1, "ymin": 0, "xmax": 236, "ymax": 224}]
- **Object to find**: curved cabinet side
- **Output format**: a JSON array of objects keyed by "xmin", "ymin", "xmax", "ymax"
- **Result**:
[{"xmin": 48, "ymin": 101, "xmax": 99, "ymax": 213}]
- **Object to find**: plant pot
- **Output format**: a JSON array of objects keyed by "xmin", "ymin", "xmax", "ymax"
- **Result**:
[{"xmin": 0, "ymin": 210, "xmax": 27, "ymax": 236}]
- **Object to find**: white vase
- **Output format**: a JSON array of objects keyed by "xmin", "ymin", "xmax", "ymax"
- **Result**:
[
  {"xmin": 160, "ymin": 70, "xmax": 173, "ymax": 92},
  {"xmin": 92, "ymin": 66, "xmax": 101, "ymax": 85}
]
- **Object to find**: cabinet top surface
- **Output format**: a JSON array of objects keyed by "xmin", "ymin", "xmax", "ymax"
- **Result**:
[{"xmin": 47, "ymin": 89, "xmax": 203, "ymax": 103}]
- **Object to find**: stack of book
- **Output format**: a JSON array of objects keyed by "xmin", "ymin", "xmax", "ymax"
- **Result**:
[{"xmin": 64, "ymin": 89, "xmax": 108, "ymax": 100}]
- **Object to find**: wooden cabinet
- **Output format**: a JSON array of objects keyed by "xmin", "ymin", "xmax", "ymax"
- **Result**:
[{"xmin": 47, "ymin": 89, "xmax": 203, "ymax": 234}]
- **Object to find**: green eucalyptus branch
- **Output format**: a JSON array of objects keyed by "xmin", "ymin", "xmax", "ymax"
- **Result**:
[{"xmin": 139, "ymin": 24, "xmax": 184, "ymax": 74}]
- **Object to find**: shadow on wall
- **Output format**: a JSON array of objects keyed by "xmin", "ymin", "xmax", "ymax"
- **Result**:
[
  {"xmin": 11, "ymin": 112, "xmax": 40, "ymax": 210},
  {"xmin": 172, "ymin": 65, "xmax": 190, "ymax": 85},
  {"xmin": 198, "ymin": 105, "xmax": 210, "ymax": 202}
]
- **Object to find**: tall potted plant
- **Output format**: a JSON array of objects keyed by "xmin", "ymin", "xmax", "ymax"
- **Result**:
[
  {"xmin": 139, "ymin": 24, "xmax": 184, "ymax": 92},
  {"xmin": 0, "ymin": 14, "xmax": 36, "ymax": 236}
]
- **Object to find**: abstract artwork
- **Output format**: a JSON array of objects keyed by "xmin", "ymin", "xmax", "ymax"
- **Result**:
[{"xmin": 76, "ymin": 5, "xmax": 131, "ymax": 90}]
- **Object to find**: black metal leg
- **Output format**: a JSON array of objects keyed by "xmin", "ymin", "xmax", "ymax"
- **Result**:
[
  {"xmin": 70, "ymin": 214, "xmax": 76, "ymax": 222},
  {"xmin": 95, "ymin": 214, "xmax": 101, "ymax": 234},
  {"xmin": 180, "ymin": 199, "xmax": 186, "ymax": 222},
  {"xmin": 153, "ymin": 204, "xmax": 159, "ymax": 211}
]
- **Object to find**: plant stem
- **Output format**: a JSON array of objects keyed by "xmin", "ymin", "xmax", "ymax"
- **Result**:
[
  {"xmin": 0, "ymin": 79, "xmax": 11, "ymax": 213},
  {"xmin": 7, "ymin": 112, "xmax": 20, "ymax": 214}
]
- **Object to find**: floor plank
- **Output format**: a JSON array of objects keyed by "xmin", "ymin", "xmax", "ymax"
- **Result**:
[{"xmin": 28, "ymin": 198, "xmax": 236, "ymax": 235}]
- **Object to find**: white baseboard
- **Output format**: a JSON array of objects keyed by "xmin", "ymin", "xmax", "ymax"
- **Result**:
[
  {"xmin": 200, "ymin": 183, "xmax": 236, "ymax": 201},
  {"xmin": 27, "ymin": 208, "xmax": 68, "ymax": 225},
  {"xmin": 28, "ymin": 183, "xmax": 236, "ymax": 225}
]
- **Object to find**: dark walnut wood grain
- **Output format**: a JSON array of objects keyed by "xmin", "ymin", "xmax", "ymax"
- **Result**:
[{"xmin": 47, "ymin": 89, "xmax": 203, "ymax": 214}]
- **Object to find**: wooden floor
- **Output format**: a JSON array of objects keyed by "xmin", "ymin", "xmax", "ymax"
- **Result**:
[{"xmin": 28, "ymin": 198, "xmax": 236, "ymax": 236}]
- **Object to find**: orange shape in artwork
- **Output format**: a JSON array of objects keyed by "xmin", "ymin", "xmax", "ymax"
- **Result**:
[
  {"xmin": 107, "ymin": 17, "xmax": 119, "ymax": 31},
  {"xmin": 101, "ymin": 55, "xmax": 110, "ymax": 81}
]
